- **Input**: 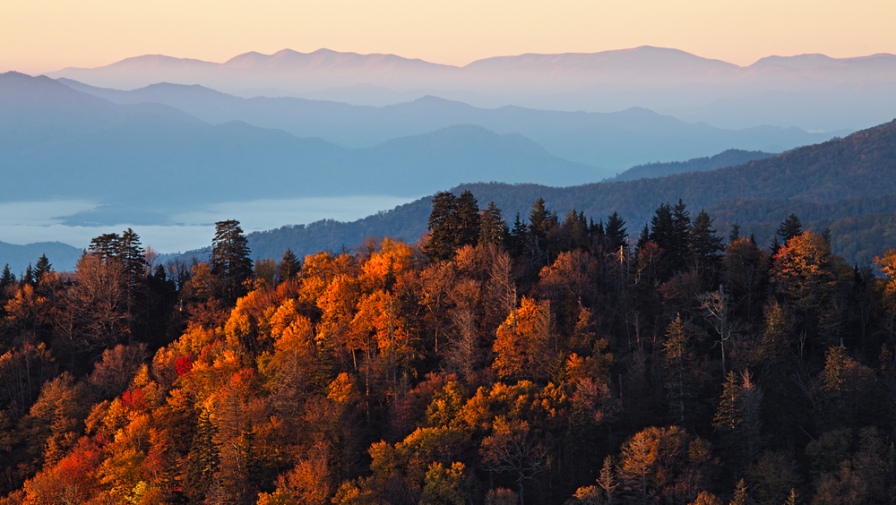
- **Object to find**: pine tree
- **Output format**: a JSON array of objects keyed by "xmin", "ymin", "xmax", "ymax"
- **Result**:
[
  {"xmin": 776, "ymin": 213, "xmax": 802, "ymax": 245},
  {"xmin": 509, "ymin": 212, "xmax": 528, "ymax": 257},
  {"xmin": 21, "ymin": 264, "xmax": 34, "ymax": 287},
  {"xmin": 730, "ymin": 479, "xmax": 751, "ymax": 505},
  {"xmin": 605, "ymin": 212, "xmax": 628, "ymax": 251},
  {"xmin": 188, "ymin": 408, "xmax": 220, "ymax": 501},
  {"xmin": 729, "ymin": 222, "xmax": 741, "ymax": 243},
  {"xmin": 279, "ymin": 248, "xmax": 301, "ymax": 282},
  {"xmin": 713, "ymin": 371, "xmax": 745, "ymax": 459},
  {"xmin": 480, "ymin": 201, "xmax": 507, "ymax": 246},
  {"xmin": 689, "ymin": 209, "xmax": 724, "ymax": 276},
  {"xmin": 664, "ymin": 314, "xmax": 696, "ymax": 425},
  {"xmin": 33, "ymin": 254, "xmax": 52, "ymax": 284},
  {"xmin": 455, "ymin": 189, "xmax": 481, "ymax": 248},
  {"xmin": 211, "ymin": 219, "xmax": 253, "ymax": 302},
  {"xmin": 0, "ymin": 264, "xmax": 14, "ymax": 291},
  {"xmin": 425, "ymin": 191, "xmax": 459, "ymax": 260},
  {"xmin": 89, "ymin": 232, "xmax": 119, "ymax": 257},
  {"xmin": 671, "ymin": 199, "xmax": 692, "ymax": 271}
]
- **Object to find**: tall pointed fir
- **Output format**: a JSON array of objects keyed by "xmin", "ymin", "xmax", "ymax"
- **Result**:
[
  {"xmin": 777, "ymin": 213, "xmax": 802, "ymax": 245},
  {"xmin": 279, "ymin": 248, "xmax": 301, "ymax": 282},
  {"xmin": 664, "ymin": 314, "xmax": 697, "ymax": 425},
  {"xmin": 480, "ymin": 201, "xmax": 508, "ymax": 246},
  {"xmin": 211, "ymin": 219, "xmax": 253, "ymax": 303},
  {"xmin": 689, "ymin": 209, "xmax": 724, "ymax": 277},
  {"xmin": 424, "ymin": 191, "xmax": 459, "ymax": 261},
  {"xmin": 1, "ymin": 264, "xmax": 16, "ymax": 291},
  {"xmin": 455, "ymin": 189, "xmax": 481, "ymax": 249},
  {"xmin": 33, "ymin": 254, "xmax": 52, "ymax": 284},
  {"xmin": 605, "ymin": 212, "xmax": 628, "ymax": 252}
]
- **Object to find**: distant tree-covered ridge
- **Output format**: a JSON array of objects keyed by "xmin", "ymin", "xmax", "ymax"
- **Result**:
[
  {"xmin": 608, "ymin": 148, "xmax": 776, "ymax": 182},
  {"xmin": 3, "ymin": 198, "xmax": 896, "ymax": 505},
  {"xmin": 226, "ymin": 119, "xmax": 896, "ymax": 266}
]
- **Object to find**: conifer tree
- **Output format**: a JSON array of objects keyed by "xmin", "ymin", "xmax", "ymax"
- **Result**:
[
  {"xmin": 508, "ymin": 212, "xmax": 528, "ymax": 257},
  {"xmin": 776, "ymin": 213, "xmax": 802, "ymax": 245},
  {"xmin": 455, "ymin": 189, "xmax": 481, "ymax": 249},
  {"xmin": 480, "ymin": 201, "xmax": 507, "ymax": 246},
  {"xmin": 0, "ymin": 264, "xmax": 14, "ymax": 290},
  {"xmin": 664, "ymin": 314, "xmax": 697, "ymax": 424},
  {"xmin": 188, "ymin": 408, "xmax": 220, "ymax": 501},
  {"xmin": 689, "ymin": 209, "xmax": 724, "ymax": 275},
  {"xmin": 33, "ymin": 254, "xmax": 51, "ymax": 284},
  {"xmin": 21, "ymin": 264, "xmax": 34, "ymax": 287},
  {"xmin": 279, "ymin": 248, "xmax": 301, "ymax": 282},
  {"xmin": 605, "ymin": 212, "xmax": 628, "ymax": 252},
  {"xmin": 671, "ymin": 199, "xmax": 692, "ymax": 267},
  {"xmin": 729, "ymin": 222, "xmax": 741, "ymax": 243},
  {"xmin": 425, "ymin": 191, "xmax": 459, "ymax": 261},
  {"xmin": 211, "ymin": 219, "xmax": 253, "ymax": 303},
  {"xmin": 730, "ymin": 479, "xmax": 751, "ymax": 505}
]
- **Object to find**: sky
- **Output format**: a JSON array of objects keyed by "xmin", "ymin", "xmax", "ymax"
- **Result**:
[{"xmin": 2, "ymin": 0, "xmax": 895, "ymax": 74}]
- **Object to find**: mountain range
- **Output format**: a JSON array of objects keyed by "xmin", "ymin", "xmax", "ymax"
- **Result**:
[
  {"xmin": 55, "ymin": 79, "xmax": 840, "ymax": 172},
  {"xmin": 47, "ymin": 47, "xmax": 896, "ymax": 130}
]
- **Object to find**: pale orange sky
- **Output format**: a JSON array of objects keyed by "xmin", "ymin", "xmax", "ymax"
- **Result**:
[{"xmin": 2, "ymin": 0, "xmax": 894, "ymax": 74}]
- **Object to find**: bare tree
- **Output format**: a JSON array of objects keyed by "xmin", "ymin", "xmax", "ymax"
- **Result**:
[
  {"xmin": 698, "ymin": 286, "xmax": 739, "ymax": 375},
  {"xmin": 481, "ymin": 419, "xmax": 550, "ymax": 505}
]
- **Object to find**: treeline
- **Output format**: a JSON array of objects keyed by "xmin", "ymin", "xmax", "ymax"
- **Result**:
[{"xmin": 1, "ymin": 191, "xmax": 896, "ymax": 505}]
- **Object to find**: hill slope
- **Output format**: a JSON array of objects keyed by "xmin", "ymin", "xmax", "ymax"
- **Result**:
[
  {"xmin": 237, "ymin": 119, "xmax": 896, "ymax": 264},
  {"xmin": 609, "ymin": 149, "xmax": 777, "ymax": 181}
]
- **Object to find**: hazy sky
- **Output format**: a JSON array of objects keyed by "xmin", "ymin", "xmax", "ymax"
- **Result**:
[{"xmin": 2, "ymin": 0, "xmax": 894, "ymax": 73}]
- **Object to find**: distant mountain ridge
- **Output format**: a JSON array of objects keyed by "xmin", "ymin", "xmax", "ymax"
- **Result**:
[
  {"xmin": 46, "ymin": 46, "xmax": 896, "ymax": 130},
  {"xmin": 0, "ymin": 72, "xmax": 604, "ymax": 207},
  {"xmin": 57, "ymin": 79, "xmax": 842, "ymax": 171},
  {"xmin": 609, "ymin": 149, "xmax": 777, "ymax": 182}
]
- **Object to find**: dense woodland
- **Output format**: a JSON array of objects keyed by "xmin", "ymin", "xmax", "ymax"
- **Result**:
[{"xmin": 1, "ymin": 191, "xmax": 896, "ymax": 505}]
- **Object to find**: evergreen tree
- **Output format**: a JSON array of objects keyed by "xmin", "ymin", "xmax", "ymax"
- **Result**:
[
  {"xmin": 636, "ymin": 221, "xmax": 651, "ymax": 253},
  {"xmin": 424, "ymin": 191, "xmax": 459, "ymax": 260},
  {"xmin": 211, "ymin": 219, "xmax": 253, "ymax": 302},
  {"xmin": 89, "ymin": 232, "xmax": 121, "ymax": 258},
  {"xmin": 528, "ymin": 197, "xmax": 552, "ymax": 241},
  {"xmin": 187, "ymin": 408, "xmax": 220, "ymax": 501},
  {"xmin": 664, "ymin": 314, "xmax": 697, "ymax": 425},
  {"xmin": 278, "ymin": 248, "xmax": 301, "ymax": 282},
  {"xmin": 671, "ymin": 199, "xmax": 692, "ymax": 270},
  {"xmin": 21, "ymin": 264, "xmax": 34, "ymax": 287},
  {"xmin": 689, "ymin": 209, "xmax": 724, "ymax": 275},
  {"xmin": 508, "ymin": 211, "xmax": 528, "ymax": 257},
  {"xmin": 729, "ymin": 222, "xmax": 741, "ymax": 243},
  {"xmin": 33, "ymin": 254, "xmax": 51, "ymax": 284},
  {"xmin": 713, "ymin": 371, "xmax": 745, "ymax": 456},
  {"xmin": 605, "ymin": 212, "xmax": 628, "ymax": 251},
  {"xmin": 730, "ymin": 479, "xmax": 751, "ymax": 505},
  {"xmin": 776, "ymin": 213, "xmax": 802, "ymax": 245},
  {"xmin": 649, "ymin": 203, "xmax": 674, "ymax": 252},
  {"xmin": 769, "ymin": 235, "xmax": 781, "ymax": 258},
  {"xmin": 480, "ymin": 201, "xmax": 507, "ymax": 246},
  {"xmin": 455, "ymin": 189, "xmax": 481, "ymax": 249},
  {"xmin": 0, "ymin": 264, "xmax": 14, "ymax": 290}
]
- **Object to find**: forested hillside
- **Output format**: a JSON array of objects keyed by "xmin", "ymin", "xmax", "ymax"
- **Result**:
[
  {"xmin": 609, "ymin": 149, "xmax": 776, "ymax": 182},
  {"xmin": 1, "ymin": 192, "xmax": 895, "ymax": 505},
  {"xmin": 239, "ymin": 120, "xmax": 896, "ymax": 266}
]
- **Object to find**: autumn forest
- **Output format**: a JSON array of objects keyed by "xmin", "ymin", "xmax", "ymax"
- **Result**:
[{"xmin": 1, "ymin": 190, "xmax": 896, "ymax": 505}]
